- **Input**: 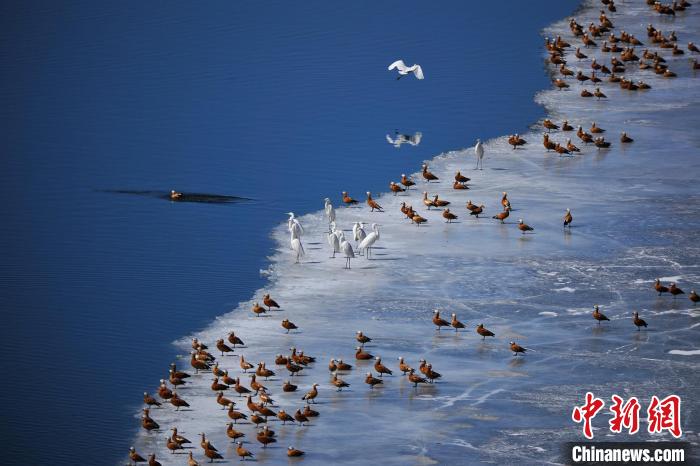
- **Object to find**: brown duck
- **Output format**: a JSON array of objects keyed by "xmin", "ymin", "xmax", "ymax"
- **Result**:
[
  {"xmin": 227, "ymin": 332, "xmax": 244, "ymax": 348},
  {"xmin": 408, "ymin": 368, "xmax": 428, "ymax": 387},
  {"xmin": 518, "ymin": 219, "xmax": 534, "ymax": 234},
  {"xmin": 476, "ymin": 323, "xmax": 495, "ymax": 340},
  {"xmin": 239, "ymin": 356, "xmax": 253, "ymax": 372},
  {"xmin": 564, "ymin": 208, "xmax": 573, "ymax": 227},
  {"xmin": 451, "ymin": 313, "xmax": 465, "ymax": 331},
  {"xmin": 510, "ymin": 341, "xmax": 527, "ymax": 356},
  {"xmin": 398, "ymin": 357, "xmax": 413, "ymax": 374},
  {"xmin": 281, "ymin": 319, "xmax": 298, "ymax": 333},
  {"xmin": 226, "ymin": 422, "xmax": 245, "ymax": 440},
  {"xmin": 143, "ymin": 392, "xmax": 161, "ymax": 407},
  {"xmin": 633, "ymin": 312, "xmax": 648, "ymax": 330},
  {"xmin": 355, "ymin": 347, "xmax": 373, "ymax": 360},
  {"xmin": 432, "ymin": 310, "xmax": 450, "ymax": 331},
  {"xmin": 283, "ymin": 380, "xmax": 298, "ymax": 392},
  {"xmin": 236, "ymin": 442, "xmax": 254, "ymax": 461},
  {"xmin": 356, "ymin": 331, "xmax": 371, "ymax": 346},
  {"xmin": 277, "ymin": 409, "xmax": 295, "ymax": 424},
  {"xmin": 342, "ymin": 191, "xmax": 359, "ymax": 205},
  {"xmin": 288, "ymin": 447, "xmax": 305, "ymax": 457},
  {"xmin": 366, "ymin": 192, "xmax": 384, "ymax": 212},
  {"xmin": 654, "ymin": 278, "xmax": 669, "ymax": 295},
  {"xmin": 669, "ymin": 283, "xmax": 685, "ymax": 298},
  {"xmin": 401, "ymin": 174, "xmax": 415, "ymax": 190},
  {"xmin": 593, "ymin": 305, "xmax": 610, "ymax": 324},
  {"xmin": 374, "ymin": 357, "xmax": 393, "ymax": 377},
  {"xmin": 492, "ymin": 207, "xmax": 510, "ymax": 223},
  {"xmin": 365, "ymin": 372, "xmax": 383, "ymax": 389},
  {"xmin": 216, "ymin": 339, "xmax": 233, "ymax": 356},
  {"xmin": 331, "ymin": 373, "xmax": 350, "ymax": 391},
  {"xmin": 301, "ymin": 383, "xmax": 319, "ymax": 403},
  {"xmin": 227, "ymin": 404, "xmax": 247, "ymax": 423},
  {"xmin": 422, "ymin": 164, "xmax": 439, "ymax": 182},
  {"xmin": 689, "ymin": 290, "xmax": 699, "ymax": 304},
  {"xmin": 263, "ymin": 293, "xmax": 279, "ymax": 311},
  {"xmin": 443, "ymin": 208, "xmax": 458, "ymax": 223},
  {"xmin": 251, "ymin": 302, "xmax": 266, "ymax": 317}
]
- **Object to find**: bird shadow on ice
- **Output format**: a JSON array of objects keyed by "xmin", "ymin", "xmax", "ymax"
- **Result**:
[{"xmin": 508, "ymin": 357, "xmax": 527, "ymax": 368}]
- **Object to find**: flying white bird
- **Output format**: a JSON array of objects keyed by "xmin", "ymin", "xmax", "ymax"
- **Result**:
[
  {"xmin": 358, "ymin": 223, "xmax": 380, "ymax": 259},
  {"xmin": 340, "ymin": 239, "xmax": 355, "ymax": 269},
  {"xmin": 474, "ymin": 139, "xmax": 484, "ymax": 170},
  {"xmin": 324, "ymin": 198, "xmax": 336, "ymax": 228},
  {"xmin": 386, "ymin": 130, "xmax": 422, "ymax": 148},
  {"xmin": 388, "ymin": 60, "xmax": 424, "ymax": 80},
  {"xmin": 291, "ymin": 237, "xmax": 305, "ymax": 264}
]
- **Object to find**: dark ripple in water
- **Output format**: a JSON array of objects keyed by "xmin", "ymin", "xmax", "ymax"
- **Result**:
[{"xmin": 101, "ymin": 189, "xmax": 252, "ymax": 203}]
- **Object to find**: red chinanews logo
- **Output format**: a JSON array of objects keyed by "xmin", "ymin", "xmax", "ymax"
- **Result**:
[{"xmin": 572, "ymin": 392, "xmax": 682, "ymax": 439}]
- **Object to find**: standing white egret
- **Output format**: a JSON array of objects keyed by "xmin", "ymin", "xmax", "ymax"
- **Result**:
[
  {"xmin": 328, "ymin": 222, "xmax": 341, "ymax": 258},
  {"xmin": 353, "ymin": 222, "xmax": 367, "ymax": 255},
  {"xmin": 324, "ymin": 198, "xmax": 336, "ymax": 230},
  {"xmin": 474, "ymin": 139, "xmax": 484, "ymax": 170},
  {"xmin": 388, "ymin": 60, "xmax": 424, "ymax": 80},
  {"xmin": 340, "ymin": 239, "xmax": 355, "ymax": 269},
  {"xmin": 358, "ymin": 223, "xmax": 380, "ymax": 259},
  {"xmin": 288, "ymin": 212, "xmax": 304, "ymax": 236},
  {"xmin": 291, "ymin": 237, "xmax": 305, "ymax": 264}
]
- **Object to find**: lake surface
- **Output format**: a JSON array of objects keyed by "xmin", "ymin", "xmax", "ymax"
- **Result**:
[{"xmin": 0, "ymin": 1, "xmax": 578, "ymax": 464}]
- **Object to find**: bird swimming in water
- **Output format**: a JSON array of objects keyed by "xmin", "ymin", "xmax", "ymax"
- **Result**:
[
  {"xmin": 170, "ymin": 190, "xmax": 182, "ymax": 200},
  {"xmin": 592, "ymin": 305, "xmax": 610, "ymax": 324},
  {"xmin": 688, "ymin": 290, "xmax": 699, "ymax": 304},
  {"xmin": 633, "ymin": 312, "xmax": 648, "ymax": 330},
  {"xmin": 388, "ymin": 60, "xmax": 424, "ymax": 80}
]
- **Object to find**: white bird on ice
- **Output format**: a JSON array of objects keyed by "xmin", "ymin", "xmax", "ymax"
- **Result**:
[
  {"xmin": 291, "ymin": 237, "xmax": 305, "ymax": 264},
  {"xmin": 358, "ymin": 223, "xmax": 380, "ymax": 259},
  {"xmin": 288, "ymin": 212, "xmax": 304, "ymax": 237},
  {"xmin": 388, "ymin": 60, "xmax": 424, "ymax": 80},
  {"xmin": 353, "ymin": 222, "xmax": 367, "ymax": 255},
  {"xmin": 328, "ymin": 222, "xmax": 341, "ymax": 258},
  {"xmin": 340, "ymin": 239, "xmax": 355, "ymax": 269},
  {"xmin": 474, "ymin": 139, "xmax": 484, "ymax": 170},
  {"xmin": 324, "ymin": 198, "xmax": 336, "ymax": 229},
  {"xmin": 386, "ymin": 130, "xmax": 422, "ymax": 148}
]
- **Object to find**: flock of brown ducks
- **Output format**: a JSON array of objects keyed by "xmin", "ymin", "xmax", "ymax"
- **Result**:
[{"xmin": 129, "ymin": 1, "xmax": 697, "ymax": 463}]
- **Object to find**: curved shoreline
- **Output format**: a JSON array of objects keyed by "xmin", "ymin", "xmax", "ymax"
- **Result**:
[{"xmin": 131, "ymin": 1, "xmax": 700, "ymax": 464}]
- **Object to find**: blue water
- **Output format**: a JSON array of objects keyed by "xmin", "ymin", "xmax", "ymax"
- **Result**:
[{"xmin": 0, "ymin": 1, "xmax": 577, "ymax": 463}]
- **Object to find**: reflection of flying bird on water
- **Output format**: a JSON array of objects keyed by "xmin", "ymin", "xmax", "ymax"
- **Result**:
[
  {"xmin": 386, "ymin": 130, "xmax": 423, "ymax": 148},
  {"xmin": 388, "ymin": 60, "xmax": 424, "ymax": 80}
]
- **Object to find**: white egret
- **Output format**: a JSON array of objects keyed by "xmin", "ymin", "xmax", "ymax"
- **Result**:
[
  {"xmin": 386, "ymin": 131, "xmax": 422, "ymax": 148},
  {"xmin": 328, "ymin": 222, "xmax": 340, "ymax": 258},
  {"xmin": 340, "ymin": 239, "xmax": 355, "ymax": 269},
  {"xmin": 353, "ymin": 222, "xmax": 367, "ymax": 255},
  {"xmin": 388, "ymin": 60, "xmax": 424, "ymax": 80},
  {"xmin": 358, "ymin": 223, "xmax": 380, "ymax": 259},
  {"xmin": 287, "ymin": 212, "xmax": 304, "ymax": 236},
  {"xmin": 474, "ymin": 139, "xmax": 484, "ymax": 170},
  {"xmin": 324, "ymin": 198, "xmax": 336, "ymax": 229},
  {"xmin": 291, "ymin": 237, "xmax": 305, "ymax": 264}
]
